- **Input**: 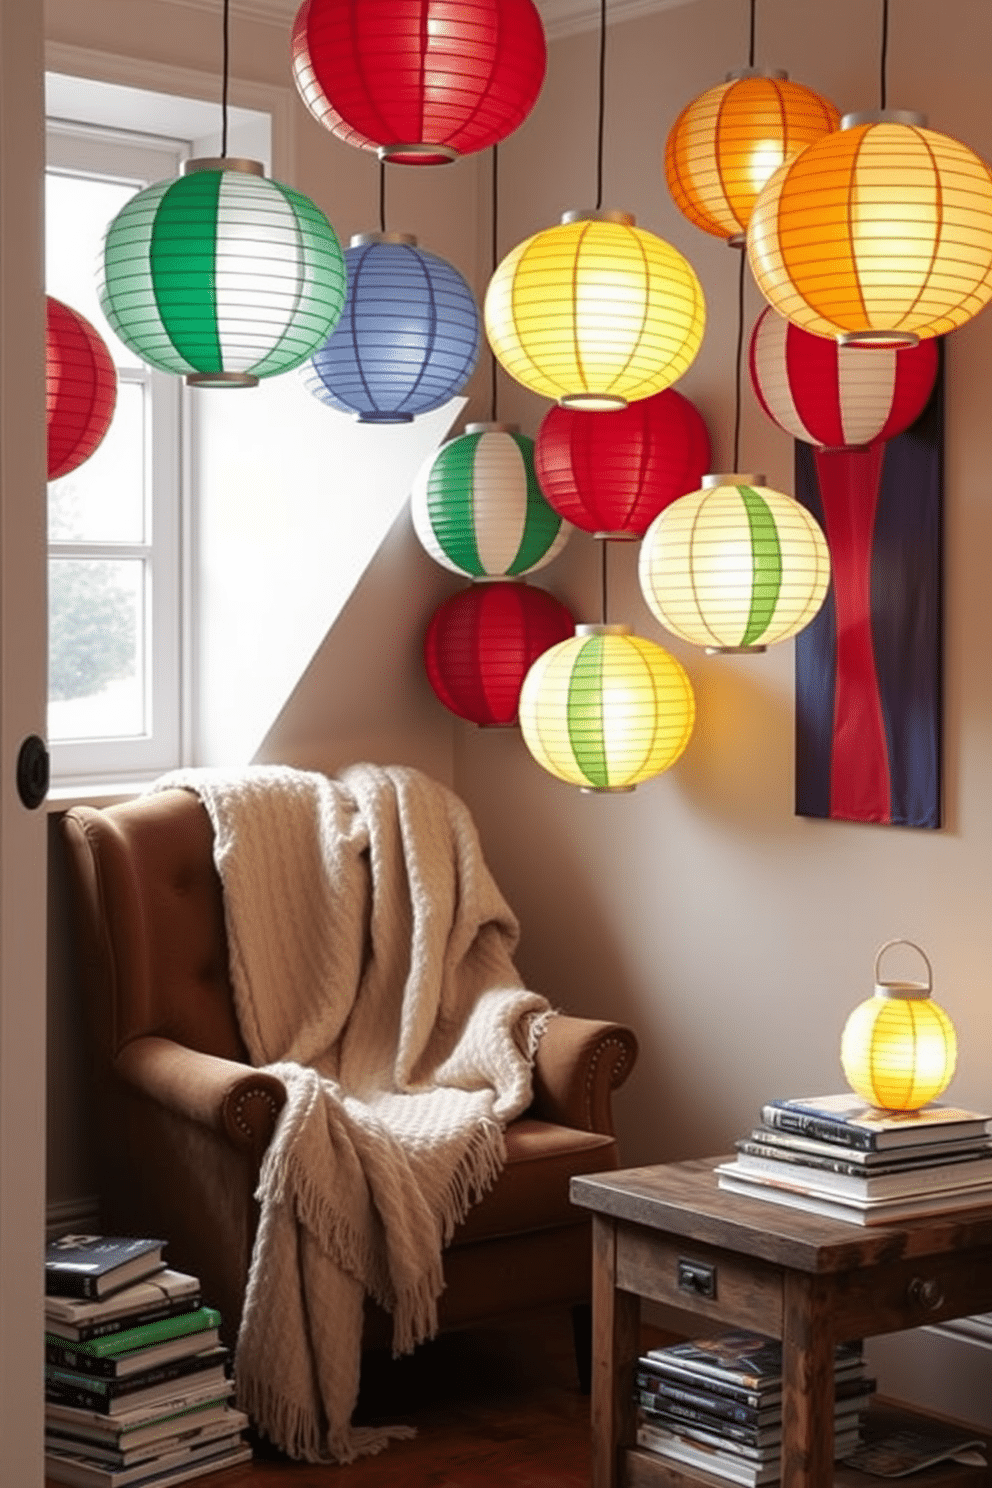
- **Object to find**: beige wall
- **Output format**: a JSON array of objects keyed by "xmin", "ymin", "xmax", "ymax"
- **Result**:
[{"xmin": 44, "ymin": 0, "xmax": 992, "ymax": 1422}]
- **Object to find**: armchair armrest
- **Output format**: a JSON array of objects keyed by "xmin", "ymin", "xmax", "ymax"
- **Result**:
[
  {"xmin": 530, "ymin": 1015, "xmax": 638, "ymax": 1135},
  {"xmin": 115, "ymin": 1035, "xmax": 286, "ymax": 1160}
]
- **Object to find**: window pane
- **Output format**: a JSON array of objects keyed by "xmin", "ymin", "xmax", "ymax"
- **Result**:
[
  {"xmin": 48, "ymin": 380, "xmax": 146, "ymax": 543},
  {"xmin": 48, "ymin": 558, "xmax": 146, "ymax": 741},
  {"xmin": 45, "ymin": 171, "xmax": 144, "ymax": 370}
]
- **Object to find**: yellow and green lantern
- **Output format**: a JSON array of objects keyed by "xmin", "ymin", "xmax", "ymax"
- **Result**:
[
  {"xmin": 519, "ymin": 624, "xmax": 695, "ymax": 793},
  {"xmin": 638, "ymin": 473, "xmax": 830, "ymax": 653},
  {"xmin": 99, "ymin": 159, "xmax": 347, "ymax": 388}
]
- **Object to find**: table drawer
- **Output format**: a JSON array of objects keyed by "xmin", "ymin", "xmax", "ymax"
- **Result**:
[
  {"xmin": 829, "ymin": 1247, "xmax": 992, "ymax": 1339},
  {"xmin": 615, "ymin": 1221, "xmax": 783, "ymax": 1333}
]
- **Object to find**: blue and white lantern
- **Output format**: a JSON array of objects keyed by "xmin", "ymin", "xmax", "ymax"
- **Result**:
[{"xmin": 304, "ymin": 232, "xmax": 481, "ymax": 423}]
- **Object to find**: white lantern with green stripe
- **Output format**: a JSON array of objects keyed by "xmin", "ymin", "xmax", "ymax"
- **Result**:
[
  {"xmin": 411, "ymin": 422, "xmax": 569, "ymax": 578},
  {"xmin": 519, "ymin": 624, "xmax": 696, "ymax": 793},
  {"xmin": 638, "ymin": 473, "xmax": 830, "ymax": 653},
  {"xmin": 99, "ymin": 158, "xmax": 347, "ymax": 388}
]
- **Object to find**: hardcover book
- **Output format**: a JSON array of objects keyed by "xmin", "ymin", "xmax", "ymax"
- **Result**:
[
  {"xmin": 717, "ymin": 1167, "xmax": 992, "ymax": 1225},
  {"xmin": 740, "ymin": 1126, "xmax": 992, "ymax": 1169},
  {"xmin": 45, "ymin": 1349, "xmax": 228, "ymax": 1416},
  {"xmin": 45, "ymin": 1406, "xmax": 249, "ymax": 1471},
  {"xmin": 635, "ymin": 1418, "xmax": 861, "ymax": 1486},
  {"xmin": 727, "ymin": 1148, "xmax": 992, "ymax": 1201},
  {"xmin": 45, "ymin": 1237, "xmax": 166, "ymax": 1300},
  {"xmin": 44, "ymin": 1438, "xmax": 252, "ymax": 1488},
  {"xmin": 643, "ymin": 1331, "xmax": 863, "ymax": 1391},
  {"xmin": 760, "ymin": 1096, "xmax": 992, "ymax": 1153},
  {"xmin": 46, "ymin": 1312, "xmax": 222, "ymax": 1380},
  {"xmin": 45, "ymin": 1270, "xmax": 201, "ymax": 1343},
  {"xmin": 44, "ymin": 1386, "xmax": 237, "ymax": 1448}
]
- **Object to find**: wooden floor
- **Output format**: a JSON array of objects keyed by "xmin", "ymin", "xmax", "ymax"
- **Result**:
[{"xmin": 49, "ymin": 1307, "xmax": 654, "ymax": 1488}]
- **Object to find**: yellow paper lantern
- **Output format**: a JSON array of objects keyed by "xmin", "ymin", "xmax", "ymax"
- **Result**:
[
  {"xmin": 840, "ymin": 941, "xmax": 958, "ymax": 1112},
  {"xmin": 484, "ymin": 210, "xmax": 706, "ymax": 410},
  {"xmin": 637, "ymin": 474, "xmax": 831, "ymax": 653},
  {"xmin": 665, "ymin": 70, "xmax": 840, "ymax": 245},
  {"xmin": 747, "ymin": 110, "xmax": 992, "ymax": 347},
  {"xmin": 518, "ymin": 624, "xmax": 695, "ymax": 792}
]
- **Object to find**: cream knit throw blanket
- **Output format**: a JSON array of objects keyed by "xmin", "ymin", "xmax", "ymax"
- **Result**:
[{"xmin": 152, "ymin": 763, "xmax": 551, "ymax": 1464}]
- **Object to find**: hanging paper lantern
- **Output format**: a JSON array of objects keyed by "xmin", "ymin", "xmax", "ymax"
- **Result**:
[
  {"xmin": 485, "ymin": 211, "xmax": 706, "ymax": 410},
  {"xmin": 425, "ymin": 580, "xmax": 574, "ymax": 727},
  {"xmin": 840, "ymin": 941, "xmax": 957, "ymax": 1112},
  {"xmin": 99, "ymin": 159, "xmax": 347, "ymax": 387},
  {"xmin": 304, "ymin": 233, "xmax": 480, "ymax": 423},
  {"xmin": 748, "ymin": 305, "xmax": 939, "ymax": 450},
  {"xmin": 46, "ymin": 296, "xmax": 118, "ymax": 480},
  {"xmin": 291, "ymin": 0, "xmax": 547, "ymax": 165},
  {"xmin": 665, "ymin": 70, "xmax": 840, "ymax": 244},
  {"xmin": 638, "ymin": 474, "xmax": 831, "ymax": 653},
  {"xmin": 519, "ymin": 624, "xmax": 695, "ymax": 792},
  {"xmin": 747, "ymin": 111, "xmax": 992, "ymax": 347},
  {"xmin": 534, "ymin": 389, "xmax": 711, "ymax": 538},
  {"xmin": 412, "ymin": 422, "xmax": 568, "ymax": 577}
]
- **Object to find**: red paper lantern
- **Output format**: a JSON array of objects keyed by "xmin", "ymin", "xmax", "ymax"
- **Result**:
[
  {"xmin": 46, "ymin": 296, "xmax": 117, "ymax": 480},
  {"xmin": 748, "ymin": 305, "xmax": 939, "ymax": 451},
  {"xmin": 534, "ymin": 388, "xmax": 711, "ymax": 538},
  {"xmin": 292, "ymin": 0, "xmax": 547, "ymax": 166},
  {"xmin": 425, "ymin": 581, "xmax": 574, "ymax": 727}
]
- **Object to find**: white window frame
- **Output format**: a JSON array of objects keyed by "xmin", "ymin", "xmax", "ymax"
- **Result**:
[{"xmin": 45, "ymin": 122, "xmax": 186, "ymax": 786}]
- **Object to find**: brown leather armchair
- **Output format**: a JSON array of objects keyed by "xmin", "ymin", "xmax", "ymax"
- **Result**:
[{"xmin": 59, "ymin": 787, "xmax": 637, "ymax": 1382}]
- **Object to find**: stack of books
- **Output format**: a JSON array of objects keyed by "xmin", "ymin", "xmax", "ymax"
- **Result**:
[
  {"xmin": 715, "ymin": 1093, "xmax": 992, "ymax": 1225},
  {"xmin": 634, "ymin": 1328, "xmax": 875, "ymax": 1485},
  {"xmin": 44, "ymin": 1235, "xmax": 252, "ymax": 1488}
]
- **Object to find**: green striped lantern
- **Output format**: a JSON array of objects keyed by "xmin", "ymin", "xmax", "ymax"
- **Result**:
[
  {"xmin": 519, "ymin": 624, "xmax": 695, "ymax": 793},
  {"xmin": 99, "ymin": 158, "xmax": 347, "ymax": 388},
  {"xmin": 411, "ymin": 422, "xmax": 569, "ymax": 578},
  {"xmin": 638, "ymin": 473, "xmax": 830, "ymax": 653}
]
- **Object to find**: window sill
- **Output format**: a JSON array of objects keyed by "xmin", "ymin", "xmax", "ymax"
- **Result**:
[{"xmin": 46, "ymin": 780, "xmax": 152, "ymax": 813}]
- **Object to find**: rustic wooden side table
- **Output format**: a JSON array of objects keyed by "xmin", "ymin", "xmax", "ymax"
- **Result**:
[{"xmin": 570, "ymin": 1158, "xmax": 992, "ymax": 1488}]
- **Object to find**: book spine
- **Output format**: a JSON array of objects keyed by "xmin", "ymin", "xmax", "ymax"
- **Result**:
[
  {"xmin": 638, "ymin": 1360, "xmax": 766, "ymax": 1408},
  {"xmin": 56, "ymin": 1296, "xmax": 202, "ymax": 1344},
  {"xmin": 45, "ymin": 1352, "xmax": 226, "ymax": 1412},
  {"xmin": 65, "ymin": 1306, "xmax": 221, "ymax": 1359},
  {"xmin": 638, "ymin": 1396, "xmax": 771, "ymax": 1448},
  {"xmin": 635, "ymin": 1372, "xmax": 763, "ymax": 1425},
  {"xmin": 760, "ymin": 1106, "xmax": 876, "ymax": 1151},
  {"xmin": 44, "ymin": 1270, "xmax": 101, "ymax": 1300}
]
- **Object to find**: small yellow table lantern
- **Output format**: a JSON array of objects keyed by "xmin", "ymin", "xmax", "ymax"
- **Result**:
[{"xmin": 840, "ymin": 940, "xmax": 958, "ymax": 1112}]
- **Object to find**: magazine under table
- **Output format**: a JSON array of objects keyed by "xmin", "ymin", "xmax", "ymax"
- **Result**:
[{"xmin": 570, "ymin": 1157, "xmax": 992, "ymax": 1488}]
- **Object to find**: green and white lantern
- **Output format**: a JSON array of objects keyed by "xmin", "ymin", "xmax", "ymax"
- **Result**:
[
  {"xmin": 99, "ymin": 158, "xmax": 347, "ymax": 388},
  {"xmin": 411, "ymin": 422, "xmax": 569, "ymax": 578},
  {"xmin": 638, "ymin": 473, "xmax": 831, "ymax": 653}
]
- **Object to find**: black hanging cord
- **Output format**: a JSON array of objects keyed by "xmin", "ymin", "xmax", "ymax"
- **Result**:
[
  {"xmin": 601, "ymin": 540, "xmax": 609, "ymax": 625},
  {"xmin": 732, "ymin": 244, "xmax": 746, "ymax": 472},
  {"xmin": 490, "ymin": 145, "xmax": 500, "ymax": 421},
  {"xmin": 595, "ymin": 0, "xmax": 607, "ymax": 210},
  {"xmin": 379, "ymin": 160, "xmax": 387, "ymax": 233},
  {"xmin": 880, "ymin": 0, "xmax": 889, "ymax": 110},
  {"xmin": 221, "ymin": 0, "xmax": 230, "ymax": 158},
  {"xmin": 748, "ymin": 0, "xmax": 757, "ymax": 68}
]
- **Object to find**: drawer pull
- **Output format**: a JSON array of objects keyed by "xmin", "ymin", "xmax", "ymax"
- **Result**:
[
  {"xmin": 678, "ymin": 1258, "xmax": 717, "ymax": 1299},
  {"xmin": 907, "ymin": 1276, "xmax": 944, "ymax": 1311}
]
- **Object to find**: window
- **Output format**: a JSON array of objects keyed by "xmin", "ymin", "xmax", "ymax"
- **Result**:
[{"xmin": 46, "ymin": 123, "xmax": 185, "ymax": 784}]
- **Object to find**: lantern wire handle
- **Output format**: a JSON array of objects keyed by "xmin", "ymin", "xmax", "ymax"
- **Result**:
[
  {"xmin": 880, "ymin": 0, "xmax": 889, "ymax": 109},
  {"xmin": 595, "ymin": 0, "xmax": 607, "ymax": 210},
  {"xmin": 732, "ymin": 244, "xmax": 746, "ymax": 470},
  {"xmin": 379, "ymin": 160, "xmax": 387, "ymax": 233},
  {"xmin": 601, "ymin": 539, "xmax": 609, "ymax": 624},
  {"xmin": 748, "ymin": 0, "xmax": 756, "ymax": 67},
  {"xmin": 490, "ymin": 145, "xmax": 499, "ymax": 421},
  {"xmin": 220, "ymin": 0, "xmax": 230, "ymax": 158}
]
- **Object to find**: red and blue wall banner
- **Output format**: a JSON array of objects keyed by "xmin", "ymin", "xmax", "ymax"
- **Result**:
[{"xmin": 794, "ymin": 348, "xmax": 943, "ymax": 828}]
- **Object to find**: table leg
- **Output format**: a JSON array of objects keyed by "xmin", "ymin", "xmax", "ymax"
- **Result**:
[
  {"xmin": 591, "ymin": 1213, "xmax": 640, "ymax": 1488},
  {"xmin": 781, "ymin": 1271, "xmax": 835, "ymax": 1488}
]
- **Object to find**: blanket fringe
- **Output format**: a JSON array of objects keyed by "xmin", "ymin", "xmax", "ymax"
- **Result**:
[{"xmin": 236, "ymin": 1371, "xmax": 416, "ymax": 1465}]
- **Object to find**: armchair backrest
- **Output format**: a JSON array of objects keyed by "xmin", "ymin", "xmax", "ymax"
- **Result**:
[{"xmin": 61, "ymin": 790, "xmax": 248, "ymax": 1065}]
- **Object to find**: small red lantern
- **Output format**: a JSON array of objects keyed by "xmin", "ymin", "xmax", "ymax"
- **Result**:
[
  {"xmin": 534, "ymin": 388, "xmax": 711, "ymax": 538},
  {"xmin": 748, "ymin": 305, "xmax": 939, "ymax": 452},
  {"xmin": 46, "ymin": 296, "xmax": 117, "ymax": 480},
  {"xmin": 292, "ymin": 0, "xmax": 547, "ymax": 166},
  {"xmin": 425, "ymin": 581, "xmax": 574, "ymax": 727}
]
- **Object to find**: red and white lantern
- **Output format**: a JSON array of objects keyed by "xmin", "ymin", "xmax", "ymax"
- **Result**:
[{"xmin": 748, "ymin": 306, "xmax": 939, "ymax": 451}]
